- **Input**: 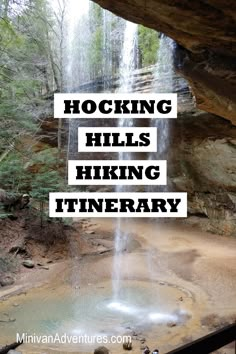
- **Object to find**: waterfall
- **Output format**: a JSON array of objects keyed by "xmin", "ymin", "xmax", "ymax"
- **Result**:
[
  {"xmin": 145, "ymin": 35, "xmax": 175, "ymax": 284},
  {"xmin": 118, "ymin": 21, "xmax": 138, "ymax": 159},
  {"xmin": 65, "ymin": 0, "xmax": 91, "ymax": 161},
  {"xmin": 61, "ymin": 1, "xmax": 175, "ymax": 302},
  {"xmin": 152, "ymin": 34, "xmax": 174, "ymax": 161},
  {"xmin": 119, "ymin": 21, "xmax": 138, "ymax": 94},
  {"xmin": 65, "ymin": 0, "xmax": 90, "ymax": 90},
  {"xmin": 102, "ymin": 10, "xmax": 113, "ymax": 90},
  {"xmin": 153, "ymin": 34, "xmax": 175, "ymax": 93},
  {"xmin": 62, "ymin": 0, "xmax": 90, "ymax": 285},
  {"xmin": 112, "ymin": 21, "xmax": 138, "ymax": 301}
]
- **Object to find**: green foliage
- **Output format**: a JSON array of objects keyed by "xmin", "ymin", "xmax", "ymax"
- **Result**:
[
  {"xmin": 31, "ymin": 151, "xmax": 64, "ymax": 203},
  {"xmin": 0, "ymin": 18, "xmax": 18, "ymax": 45},
  {"xmin": 138, "ymin": 25, "xmax": 159, "ymax": 67},
  {"xmin": 0, "ymin": 150, "xmax": 28, "ymax": 218},
  {"xmin": 0, "ymin": 153, "xmax": 30, "ymax": 192},
  {"xmin": 0, "ymin": 149, "xmax": 66, "ymax": 226},
  {"xmin": 0, "ymin": 148, "xmax": 65, "ymax": 214},
  {"xmin": 84, "ymin": 3, "xmax": 125, "ymax": 78},
  {"xmin": 30, "ymin": 151, "xmax": 65, "ymax": 227},
  {"xmin": 89, "ymin": 26, "xmax": 103, "ymax": 76},
  {"xmin": 85, "ymin": 7, "xmax": 160, "ymax": 77},
  {"xmin": 31, "ymin": 170, "xmax": 63, "ymax": 201},
  {"xmin": 88, "ymin": 3, "xmax": 104, "ymax": 77},
  {"xmin": 28, "ymin": 148, "xmax": 64, "ymax": 199},
  {"xmin": 0, "ymin": 0, "xmax": 66, "ymax": 227},
  {"xmin": 0, "ymin": 0, "xmax": 56, "ymax": 159}
]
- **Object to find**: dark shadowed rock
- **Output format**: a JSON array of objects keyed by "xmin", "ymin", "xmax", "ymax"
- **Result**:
[
  {"xmin": 123, "ymin": 341, "xmax": 133, "ymax": 350},
  {"xmin": 94, "ymin": 347, "xmax": 109, "ymax": 354},
  {"xmin": 0, "ymin": 274, "xmax": 14, "ymax": 287}
]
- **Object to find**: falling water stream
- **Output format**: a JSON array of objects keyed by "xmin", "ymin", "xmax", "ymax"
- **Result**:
[
  {"xmin": 66, "ymin": 0, "xmax": 91, "ymax": 161},
  {"xmin": 150, "ymin": 35, "xmax": 174, "ymax": 165},
  {"xmin": 102, "ymin": 10, "xmax": 113, "ymax": 90},
  {"xmin": 112, "ymin": 21, "xmax": 138, "ymax": 301},
  {"xmin": 146, "ymin": 34, "xmax": 175, "ymax": 282}
]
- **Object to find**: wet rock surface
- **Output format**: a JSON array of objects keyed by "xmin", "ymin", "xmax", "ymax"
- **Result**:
[{"xmin": 168, "ymin": 111, "xmax": 236, "ymax": 235}]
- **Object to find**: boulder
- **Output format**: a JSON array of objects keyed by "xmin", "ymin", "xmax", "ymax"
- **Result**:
[
  {"xmin": 0, "ymin": 275, "xmax": 14, "ymax": 287},
  {"xmin": 22, "ymin": 260, "xmax": 35, "ymax": 269},
  {"xmin": 142, "ymin": 347, "xmax": 151, "ymax": 354},
  {"xmin": 123, "ymin": 341, "xmax": 133, "ymax": 350},
  {"xmin": 94, "ymin": 346, "xmax": 109, "ymax": 354},
  {"xmin": 0, "ymin": 189, "xmax": 30, "ymax": 212},
  {"xmin": 85, "ymin": 230, "xmax": 95, "ymax": 235}
]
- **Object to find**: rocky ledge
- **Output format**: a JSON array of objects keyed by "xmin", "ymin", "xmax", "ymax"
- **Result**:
[
  {"xmin": 92, "ymin": 0, "xmax": 236, "ymax": 124},
  {"xmin": 168, "ymin": 111, "xmax": 236, "ymax": 235}
]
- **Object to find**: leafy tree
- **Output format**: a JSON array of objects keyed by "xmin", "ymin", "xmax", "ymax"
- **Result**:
[
  {"xmin": 0, "ymin": 152, "xmax": 30, "ymax": 219},
  {"xmin": 29, "ymin": 148, "xmax": 65, "ymax": 227},
  {"xmin": 0, "ymin": 0, "xmax": 56, "ymax": 162},
  {"xmin": 138, "ymin": 25, "xmax": 159, "ymax": 67},
  {"xmin": 31, "ymin": 169, "xmax": 64, "ymax": 228},
  {"xmin": 0, "ymin": 153, "xmax": 30, "ymax": 192}
]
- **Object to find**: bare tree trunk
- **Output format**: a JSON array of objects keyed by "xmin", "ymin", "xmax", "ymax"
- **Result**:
[
  {"xmin": 3, "ymin": 0, "xmax": 9, "ymax": 17},
  {"xmin": 40, "ymin": 201, "xmax": 44, "ymax": 228},
  {"xmin": 56, "ymin": 0, "xmax": 66, "ymax": 161},
  {"xmin": 58, "ymin": 118, "xmax": 63, "ymax": 157},
  {"xmin": 0, "ymin": 142, "xmax": 15, "ymax": 163}
]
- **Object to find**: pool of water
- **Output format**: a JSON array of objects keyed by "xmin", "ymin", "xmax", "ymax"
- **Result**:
[{"xmin": 0, "ymin": 280, "xmax": 192, "ymax": 351}]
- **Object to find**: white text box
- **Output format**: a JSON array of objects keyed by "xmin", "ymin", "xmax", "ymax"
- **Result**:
[
  {"xmin": 68, "ymin": 160, "xmax": 167, "ymax": 185},
  {"xmin": 78, "ymin": 127, "xmax": 157, "ymax": 152},
  {"xmin": 54, "ymin": 93, "xmax": 177, "ymax": 119},
  {"xmin": 49, "ymin": 192, "xmax": 187, "ymax": 218}
]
